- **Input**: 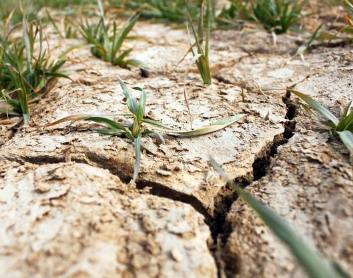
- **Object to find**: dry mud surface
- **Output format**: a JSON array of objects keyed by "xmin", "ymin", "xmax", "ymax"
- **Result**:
[{"xmin": 0, "ymin": 21, "xmax": 352, "ymax": 278}]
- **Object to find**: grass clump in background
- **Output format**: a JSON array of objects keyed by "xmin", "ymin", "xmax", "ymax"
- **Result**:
[
  {"xmin": 0, "ymin": 14, "xmax": 69, "ymax": 125},
  {"xmin": 78, "ymin": 0, "xmax": 145, "ymax": 68},
  {"xmin": 219, "ymin": 0, "xmax": 306, "ymax": 33}
]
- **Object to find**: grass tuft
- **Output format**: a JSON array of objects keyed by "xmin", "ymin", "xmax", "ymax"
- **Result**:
[
  {"xmin": 78, "ymin": 0, "xmax": 146, "ymax": 68},
  {"xmin": 0, "ymin": 13, "xmax": 69, "ymax": 125},
  {"xmin": 219, "ymin": 0, "xmax": 306, "ymax": 34}
]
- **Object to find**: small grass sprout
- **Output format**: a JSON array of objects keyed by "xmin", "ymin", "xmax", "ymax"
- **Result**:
[
  {"xmin": 78, "ymin": 0, "xmax": 145, "ymax": 68},
  {"xmin": 289, "ymin": 89, "xmax": 353, "ymax": 155},
  {"xmin": 47, "ymin": 77, "xmax": 245, "ymax": 182},
  {"xmin": 186, "ymin": 0, "xmax": 212, "ymax": 85},
  {"xmin": 0, "ymin": 14, "xmax": 69, "ymax": 125},
  {"xmin": 209, "ymin": 156, "xmax": 351, "ymax": 278}
]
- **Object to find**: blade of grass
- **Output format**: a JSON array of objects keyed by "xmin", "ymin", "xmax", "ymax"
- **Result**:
[
  {"xmin": 22, "ymin": 16, "xmax": 33, "ymax": 77},
  {"xmin": 132, "ymin": 134, "xmax": 142, "ymax": 182},
  {"xmin": 117, "ymin": 76, "xmax": 139, "ymax": 114},
  {"xmin": 112, "ymin": 13, "xmax": 140, "ymax": 55},
  {"xmin": 46, "ymin": 113, "xmax": 131, "ymax": 127},
  {"xmin": 137, "ymin": 89, "xmax": 146, "ymax": 122},
  {"xmin": 205, "ymin": 0, "xmax": 210, "ymax": 60},
  {"xmin": 145, "ymin": 114, "xmax": 245, "ymax": 136},
  {"xmin": 288, "ymin": 89, "xmax": 339, "ymax": 125},
  {"xmin": 338, "ymin": 131, "xmax": 353, "ymax": 155}
]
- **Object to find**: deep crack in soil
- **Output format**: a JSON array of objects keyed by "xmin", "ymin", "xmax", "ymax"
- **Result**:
[{"xmin": 209, "ymin": 90, "xmax": 298, "ymax": 278}]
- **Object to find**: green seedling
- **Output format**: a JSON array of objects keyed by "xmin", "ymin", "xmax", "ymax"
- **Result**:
[
  {"xmin": 186, "ymin": 0, "xmax": 212, "ymax": 85},
  {"xmin": 289, "ymin": 89, "xmax": 353, "ymax": 155},
  {"xmin": 47, "ymin": 77, "xmax": 245, "ymax": 182},
  {"xmin": 209, "ymin": 156, "xmax": 351, "ymax": 278},
  {"xmin": 78, "ymin": 0, "xmax": 145, "ymax": 68},
  {"xmin": 0, "ymin": 15, "xmax": 69, "ymax": 125}
]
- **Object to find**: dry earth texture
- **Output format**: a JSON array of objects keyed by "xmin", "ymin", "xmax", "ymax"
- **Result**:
[{"xmin": 0, "ymin": 11, "xmax": 353, "ymax": 278}]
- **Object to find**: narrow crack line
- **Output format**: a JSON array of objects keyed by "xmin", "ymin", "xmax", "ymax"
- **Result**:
[
  {"xmin": 3, "ymin": 151, "xmax": 213, "ymax": 220},
  {"xmin": 210, "ymin": 91, "xmax": 298, "ymax": 278},
  {"xmin": 136, "ymin": 180, "xmax": 211, "ymax": 221}
]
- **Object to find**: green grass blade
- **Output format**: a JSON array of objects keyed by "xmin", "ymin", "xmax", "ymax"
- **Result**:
[
  {"xmin": 337, "ymin": 104, "xmax": 353, "ymax": 131},
  {"xmin": 117, "ymin": 76, "xmax": 139, "ymax": 115},
  {"xmin": 96, "ymin": 0, "xmax": 105, "ymax": 21},
  {"xmin": 137, "ymin": 89, "xmax": 146, "ymax": 122},
  {"xmin": 58, "ymin": 44, "xmax": 87, "ymax": 60},
  {"xmin": 186, "ymin": 1, "xmax": 204, "ymax": 55},
  {"xmin": 22, "ymin": 17, "xmax": 33, "ymax": 76},
  {"xmin": 338, "ymin": 131, "xmax": 353, "ymax": 155},
  {"xmin": 0, "ymin": 107, "xmax": 21, "ymax": 116},
  {"xmin": 197, "ymin": 1, "xmax": 204, "ymax": 42},
  {"xmin": 47, "ymin": 114, "xmax": 130, "ymax": 128},
  {"xmin": 205, "ymin": 0, "xmax": 211, "ymax": 60},
  {"xmin": 94, "ymin": 129, "xmax": 125, "ymax": 136},
  {"xmin": 46, "ymin": 10, "xmax": 63, "ymax": 38},
  {"xmin": 113, "ymin": 13, "xmax": 140, "ymax": 54},
  {"xmin": 148, "ymin": 114, "xmax": 245, "ymax": 137},
  {"xmin": 196, "ymin": 55, "xmax": 212, "ymax": 85},
  {"xmin": 142, "ymin": 118, "xmax": 174, "ymax": 130},
  {"xmin": 113, "ymin": 48, "xmax": 133, "ymax": 66},
  {"xmin": 295, "ymin": 23, "xmax": 323, "ymax": 56},
  {"xmin": 125, "ymin": 59, "xmax": 149, "ymax": 69},
  {"xmin": 84, "ymin": 117, "xmax": 127, "ymax": 131},
  {"xmin": 288, "ymin": 90, "xmax": 339, "ymax": 125},
  {"xmin": 132, "ymin": 134, "xmax": 142, "ymax": 182},
  {"xmin": 209, "ymin": 156, "xmax": 350, "ymax": 278}
]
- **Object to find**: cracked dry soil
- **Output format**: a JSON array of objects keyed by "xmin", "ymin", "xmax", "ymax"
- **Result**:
[{"xmin": 0, "ymin": 20, "xmax": 353, "ymax": 278}]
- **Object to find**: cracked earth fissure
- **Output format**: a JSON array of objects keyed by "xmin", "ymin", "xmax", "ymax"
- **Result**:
[{"xmin": 209, "ymin": 91, "xmax": 298, "ymax": 278}]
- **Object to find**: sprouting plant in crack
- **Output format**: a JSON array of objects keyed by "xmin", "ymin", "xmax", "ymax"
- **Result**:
[
  {"xmin": 77, "ymin": 0, "xmax": 146, "ymax": 68},
  {"xmin": 0, "ymin": 12, "xmax": 70, "ymax": 125},
  {"xmin": 186, "ymin": 0, "xmax": 212, "ymax": 85},
  {"xmin": 209, "ymin": 156, "xmax": 352, "ymax": 278},
  {"xmin": 47, "ymin": 77, "xmax": 245, "ymax": 182},
  {"xmin": 288, "ymin": 89, "xmax": 353, "ymax": 155}
]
